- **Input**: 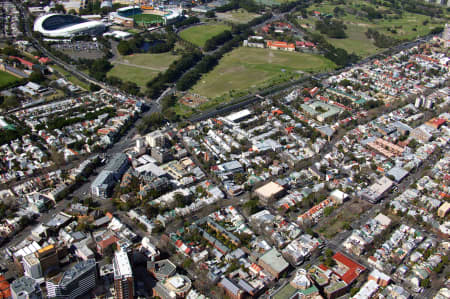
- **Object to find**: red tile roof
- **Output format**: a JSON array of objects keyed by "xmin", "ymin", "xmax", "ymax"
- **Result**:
[
  {"xmin": 266, "ymin": 41, "xmax": 295, "ymax": 49},
  {"xmin": 333, "ymin": 252, "xmax": 366, "ymax": 284},
  {"xmin": 98, "ymin": 235, "xmax": 118, "ymax": 250},
  {"xmin": 0, "ymin": 275, "xmax": 11, "ymax": 299},
  {"xmin": 9, "ymin": 56, "xmax": 34, "ymax": 68}
]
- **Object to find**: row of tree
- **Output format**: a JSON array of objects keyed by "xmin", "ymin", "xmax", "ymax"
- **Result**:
[
  {"xmin": 204, "ymin": 30, "xmax": 233, "ymax": 51},
  {"xmin": 146, "ymin": 51, "xmax": 203, "ymax": 98},
  {"xmin": 175, "ymin": 13, "xmax": 273, "ymax": 91},
  {"xmin": 215, "ymin": 0, "xmax": 260, "ymax": 13},
  {"xmin": 174, "ymin": 16, "xmax": 200, "ymax": 29},
  {"xmin": 366, "ymin": 28, "xmax": 400, "ymax": 48},
  {"xmin": 107, "ymin": 77, "xmax": 140, "ymax": 95},
  {"xmin": 315, "ymin": 19, "xmax": 347, "ymax": 39},
  {"xmin": 308, "ymin": 33, "xmax": 358, "ymax": 67}
]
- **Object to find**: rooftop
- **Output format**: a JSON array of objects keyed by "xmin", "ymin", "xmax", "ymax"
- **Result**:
[
  {"xmin": 259, "ymin": 248, "xmax": 289, "ymax": 274},
  {"xmin": 255, "ymin": 182, "xmax": 284, "ymax": 197},
  {"xmin": 10, "ymin": 276, "xmax": 38, "ymax": 297},
  {"xmin": 147, "ymin": 259, "xmax": 176, "ymax": 279},
  {"xmin": 114, "ymin": 250, "xmax": 133, "ymax": 279},
  {"xmin": 52, "ymin": 259, "xmax": 96, "ymax": 287}
]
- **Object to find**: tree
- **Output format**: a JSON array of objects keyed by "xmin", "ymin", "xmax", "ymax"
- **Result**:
[
  {"xmin": 117, "ymin": 40, "xmax": 132, "ymax": 55},
  {"xmin": 324, "ymin": 256, "xmax": 336, "ymax": 267},
  {"xmin": 323, "ymin": 206, "xmax": 334, "ymax": 217},
  {"xmin": 0, "ymin": 95, "xmax": 19, "ymax": 109},
  {"xmin": 205, "ymin": 11, "xmax": 216, "ymax": 18},
  {"xmin": 350, "ymin": 287, "xmax": 360, "ymax": 296},
  {"xmin": 51, "ymin": 4, "xmax": 66, "ymax": 13},
  {"xmin": 29, "ymin": 71, "xmax": 45, "ymax": 83},
  {"xmin": 420, "ymin": 278, "xmax": 430, "ymax": 288}
]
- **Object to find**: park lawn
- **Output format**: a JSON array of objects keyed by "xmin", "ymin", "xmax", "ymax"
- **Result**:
[
  {"xmin": 109, "ymin": 53, "xmax": 179, "ymax": 89},
  {"xmin": 326, "ymin": 23, "xmax": 381, "ymax": 57},
  {"xmin": 297, "ymin": 0, "xmax": 448, "ymax": 57},
  {"xmin": 216, "ymin": 9, "xmax": 261, "ymax": 24},
  {"xmin": 179, "ymin": 23, "xmax": 231, "ymax": 47},
  {"xmin": 0, "ymin": 71, "xmax": 21, "ymax": 89},
  {"xmin": 315, "ymin": 199, "xmax": 372, "ymax": 239},
  {"xmin": 108, "ymin": 64, "xmax": 159, "ymax": 88},
  {"xmin": 190, "ymin": 47, "xmax": 336, "ymax": 100},
  {"xmin": 115, "ymin": 52, "xmax": 179, "ymax": 70}
]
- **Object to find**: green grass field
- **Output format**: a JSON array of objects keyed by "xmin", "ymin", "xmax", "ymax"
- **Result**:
[
  {"xmin": 108, "ymin": 65, "xmax": 159, "ymax": 88},
  {"xmin": 108, "ymin": 53, "xmax": 179, "ymax": 88},
  {"xmin": 216, "ymin": 9, "xmax": 260, "ymax": 24},
  {"xmin": 298, "ymin": 0, "xmax": 448, "ymax": 57},
  {"xmin": 179, "ymin": 23, "xmax": 231, "ymax": 47},
  {"xmin": 327, "ymin": 23, "xmax": 382, "ymax": 57},
  {"xmin": 114, "ymin": 52, "xmax": 179, "ymax": 70},
  {"xmin": 190, "ymin": 47, "xmax": 336, "ymax": 100},
  {"xmin": 133, "ymin": 13, "xmax": 164, "ymax": 25},
  {"xmin": 0, "ymin": 71, "xmax": 20, "ymax": 90}
]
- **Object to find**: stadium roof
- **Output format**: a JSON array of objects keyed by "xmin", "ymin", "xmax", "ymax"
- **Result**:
[{"xmin": 34, "ymin": 14, "xmax": 105, "ymax": 37}]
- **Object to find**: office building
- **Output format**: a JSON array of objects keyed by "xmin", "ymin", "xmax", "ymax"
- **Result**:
[
  {"xmin": 46, "ymin": 259, "xmax": 97, "ymax": 299},
  {"xmin": 91, "ymin": 170, "xmax": 115, "ymax": 198},
  {"xmin": 22, "ymin": 254, "xmax": 42, "ymax": 279},
  {"xmin": 35, "ymin": 245, "xmax": 60, "ymax": 277},
  {"xmin": 113, "ymin": 250, "xmax": 134, "ymax": 299},
  {"xmin": 105, "ymin": 153, "xmax": 130, "ymax": 180}
]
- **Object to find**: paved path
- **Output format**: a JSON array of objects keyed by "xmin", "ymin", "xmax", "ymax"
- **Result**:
[{"xmin": 111, "ymin": 60, "xmax": 168, "ymax": 72}]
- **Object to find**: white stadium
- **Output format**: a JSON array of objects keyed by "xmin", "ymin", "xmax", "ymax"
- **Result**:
[{"xmin": 33, "ymin": 14, "xmax": 106, "ymax": 37}]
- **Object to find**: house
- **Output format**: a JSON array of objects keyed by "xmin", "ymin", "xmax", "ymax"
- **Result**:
[
  {"xmin": 368, "ymin": 269, "xmax": 390, "ymax": 287},
  {"xmin": 266, "ymin": 41, "xmax": 295, "ymax": 52}
]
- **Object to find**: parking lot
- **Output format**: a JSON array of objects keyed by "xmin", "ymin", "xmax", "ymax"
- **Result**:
[{"xmin": 51, "ymin": 41, "xmax": 105, "ymax": 60}]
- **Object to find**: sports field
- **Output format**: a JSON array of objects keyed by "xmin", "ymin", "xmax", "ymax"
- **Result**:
[
  {"xmin": 133, "ymin": 13, "xmax": 164, "ymax": 25},
  {"xmin": 0, "ymin": 71, "xmax": 20, "ymax": 90},
  {"xmin": 108, "ymin": 53, "xmax": 179, "ymax": 88},
  {"xmin": 216, "ymin": 9, "xmax": 260, "ymax": 24},
  {"xmin": 190, "ymin": 47, "xmax": 336, "ymax": 99},
  {"xmin": 299, "ymin": 0, "xmax": 448, "ymax": 57},
  {"xmin": 179, "ymin": 23, "xmax": 231, "ymax": 47}
]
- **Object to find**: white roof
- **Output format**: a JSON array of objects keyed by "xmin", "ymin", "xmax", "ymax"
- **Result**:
[
  {"xmin": 226, "ymin": 109, "xmax": 252, "ymax": 123},
  {"xmin": 114, "ymin": 250, "xmax": 132, "ymax": 278},
  {"xmin": 135, "ymin": 162, "xmax": 167, "ymax": 177},
  {"xmin": 33, "ymin": 13, "xmax": 105, "ymax": 37},
  {"xmin": 374, "ymin": 213, "xmax": 392, "ymax": 227},
  {"xmin": 14, "ymin": 241, "xmax": 42, "ymax": 259}
]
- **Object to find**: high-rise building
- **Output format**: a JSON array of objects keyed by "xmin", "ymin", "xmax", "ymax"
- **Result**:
[
  {"xmin": 10, "ymin": 276, "xmax": 42, "ymax": 299},
  {"xmin": 22, "ymin": 254, "xmax": 42, "ymax": 279},
  {"xmin": 35, "ymin": 245, "xmax": 59, "ymax": 277},
  {"xmin": 444, "ymin": 23, "xmax": 450, "ymax": 48},
  {"xmin": 145, "ymin": 130, "xmax": 166, "ymax": 148},
  {"xmin": 46, "ymin": 259, "xmax": 97, "ymax": 299},
  {"xmin": 113, "ymin": 250, "xmax": 134, "ymax": 299}
]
